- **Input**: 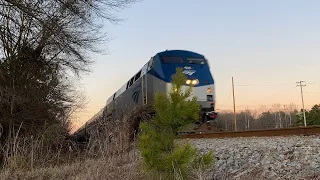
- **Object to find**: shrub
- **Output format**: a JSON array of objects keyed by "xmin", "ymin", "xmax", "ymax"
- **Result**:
[
  {"xmin": 294, "ymin": 104, "xmax": 320, "ymax": 126},
  {"xmin": 138, "ymin": 67, "xmax": 214, "ymax": 179}
]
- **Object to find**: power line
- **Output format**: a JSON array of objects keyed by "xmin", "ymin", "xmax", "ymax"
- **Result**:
[
  {"xmin": 231, "ymin": 81, "xmax": 316, "ymax": 106},
  {"xmin": 306, "ymin": 81, "xmax": 320, "ymax": 85},
  {"xmin": 304, "ymin": 92, "xmax": 318, "ymax": 94},
  {"xmin": 235, "ymin": 81, "xmax": 320, "ymax": 87},
  {"xmin": 241, "ymin": 86, "xmax": 297, "ymax": 106},
  {"xmin": 227, "ymin": 86, "xmax": 232, "ymax": 100},
  {"xmin": 217, "ymin": 104, "xmax": 316, "ymax": 107},
  {"xmin": 220, "ymin": 80, "xmax": 319, "ymax": 112},
  {"xmin": 234, "ymin": 83, "xmax": 296, "ymax": 87},
  {"xmin": 269, "ymin": 86, "xmax": 297, "ymax": 97}
]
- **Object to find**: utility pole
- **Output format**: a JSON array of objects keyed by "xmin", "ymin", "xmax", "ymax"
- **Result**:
[
  {"xmin": 296, "ymin": 81, "xmax": 307, "ymax": 126},
  {"xmin": 245, "ymin": 106, "xmax": 250, "ymax": 130},
  {"xmin": 232, "ymin": 77, "xmax": 237, "ymax": 131},
  {"xmin": 284, "ymin": 105, "xmax": 287, "ymax": 127}
]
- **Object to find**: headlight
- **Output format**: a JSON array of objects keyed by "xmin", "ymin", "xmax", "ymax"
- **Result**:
[
  {"xmin": 207, "ymin": 88, "xmax": 212, "ymax": 93},
  {"xmin": 191, "ymin": 79, "xmax": 199, "ymax": 85},
  {"xmin": 185, "ymin": 79, "xmax": 199, "ymax": 85}
]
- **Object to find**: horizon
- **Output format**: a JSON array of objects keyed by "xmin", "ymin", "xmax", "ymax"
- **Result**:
[{"xmin": 70, "ymin": 0, "xmax": 320, "ymax": 132}]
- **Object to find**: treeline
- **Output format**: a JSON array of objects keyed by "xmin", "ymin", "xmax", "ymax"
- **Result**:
[
  {"xmin": 0, "ymin": 0, "xmax": 137, "ymax": 139},
  {"xmin": 215, "ymin": 103, "xmax": 320, "ymax": 131},
  {"xmin": 0, "ymin": 0, "xmax": 137, "ymax": 171}
]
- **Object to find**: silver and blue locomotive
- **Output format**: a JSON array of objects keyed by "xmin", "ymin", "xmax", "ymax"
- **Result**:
[{"xmin": 72, "ymin": 50, "xmax": 217, "ymax": 140}]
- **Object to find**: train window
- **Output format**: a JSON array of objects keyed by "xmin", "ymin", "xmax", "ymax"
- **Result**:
[
  {"xmin": 134, "ymin": 70, "xmax": 141, "ymax": 81},
  {"xmin": 161, "ymin": 56, "xmax": 184, "ymax": 64},
  {"xmin": 148, "ymin": 57, "xmax": 154, "ymax": 68},
  {"xmin": 129, "ymin": 77, "xmax": 134, "ymax": 87},
  {"xmin": 187, "ymin": 58, "xmax": 206, "ymax": 65}
]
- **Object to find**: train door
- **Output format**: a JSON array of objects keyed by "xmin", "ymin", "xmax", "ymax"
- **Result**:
[{"xmin": 142, "ymin": 74, "xmax": 147, "ymax": 105}]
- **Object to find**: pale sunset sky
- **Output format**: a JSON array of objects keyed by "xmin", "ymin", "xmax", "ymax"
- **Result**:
[{"xmin": 71, "ymin": 0, "xmax": 320, "ymax": 131}]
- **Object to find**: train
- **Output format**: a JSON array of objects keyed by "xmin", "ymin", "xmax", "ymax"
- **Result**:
[{"xmin": 71, "ymin": 49, "xmax": 217, "ymax": 141}]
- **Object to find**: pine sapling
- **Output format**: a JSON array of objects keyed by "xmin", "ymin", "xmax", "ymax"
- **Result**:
[{"xmin": 138, "ymin": 67, "xmax": 214, "ymax": 180}]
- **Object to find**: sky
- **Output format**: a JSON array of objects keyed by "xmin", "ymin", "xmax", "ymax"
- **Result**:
[{"xmin": 71, "ymin": 0, "xmax": 320, "ymax": 131}]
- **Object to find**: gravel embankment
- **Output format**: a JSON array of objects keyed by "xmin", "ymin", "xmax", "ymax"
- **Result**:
[{"xmin": 184, "ymin": 135, "xmax": 320, "ymax": 180}]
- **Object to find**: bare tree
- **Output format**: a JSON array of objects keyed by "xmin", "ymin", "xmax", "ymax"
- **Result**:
[
  {"xmin": 0, "ymin": 0, "xmax": 138, "ymax": 75},
  {"xmin": 0, "ymin": 0, "xmax": 138, "ymax": 138},
  {"xmin": 271, "ymin": 103, "xmax": 281, "ymax": 128}
]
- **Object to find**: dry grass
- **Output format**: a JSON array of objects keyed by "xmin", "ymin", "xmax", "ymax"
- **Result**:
[
  {"xmin": 0, "ymin": 148, "xmax": 144, "ymax": 180},
  {"xmin": 0, "ymin": 106, "xmax": 152, "ymax": 180}
]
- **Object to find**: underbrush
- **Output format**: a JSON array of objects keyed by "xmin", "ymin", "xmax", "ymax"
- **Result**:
[
  {"xmin": 0, "ymin": 104, "xmax": 216, "ymax": 180},
  {"xmin": 0, "ymin": 148, "xmax": 143, "ymax": 180},
  {"xmin": 0, "ymin": 106, "xmax": 152, "ymax": 180},
  {"xmin": 0, "ymin": 131, "xmax": 144, "ymax": 179}
]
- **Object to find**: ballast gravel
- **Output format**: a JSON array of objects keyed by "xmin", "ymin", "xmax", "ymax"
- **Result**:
[{"xmin": 179, "ymin": 135, "xmax": 320, "ymax": 180}]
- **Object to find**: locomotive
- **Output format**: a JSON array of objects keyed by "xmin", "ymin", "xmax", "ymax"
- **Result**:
[{"xmin": 72, "ymin": 50, "xmax": 217, "ymax": 141}]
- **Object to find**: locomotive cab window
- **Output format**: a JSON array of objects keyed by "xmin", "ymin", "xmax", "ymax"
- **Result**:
[
  {"xmin": 134, "ymin": 70, "xmax": 141, "ymax": 81},
  {"xmin": 148, "ymin": 57, "xmax": 154, "ymax": 68},
  {"xmin": 161, "ymin": 56, "xmax": 184, "ymax": 64},
  {"xmin": 187, "ymin": 58, "xmax": 206, "ymax": 65},
  {"xmin": 129, "ymin": 76, "xmax": 134, "ymax": 87}
]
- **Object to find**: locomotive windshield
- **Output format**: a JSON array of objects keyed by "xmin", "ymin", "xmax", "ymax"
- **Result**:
[
  {"xmin": 187, "ymin": 57, "xmax": 206, "ymax": 65},
  {"xmin": 161, "ymin": 56, "xmax": 207, "ymax": 65},
  {"xmin": 161, "ymin": 56, "xmax": 184, "ymax": 63}
]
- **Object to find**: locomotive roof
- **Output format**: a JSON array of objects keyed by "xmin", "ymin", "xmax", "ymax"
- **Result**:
[{"xmin": 156, "ymin": 49, "xmax": 205, "ymax": 58}]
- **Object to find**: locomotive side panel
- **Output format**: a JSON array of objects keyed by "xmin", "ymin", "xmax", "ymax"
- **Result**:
[
  {"xmin": 145, "ymin": 73, "xmax": 166, "ymax": 104},
  {"xmin": 144, "ymin": 72, "xmax": 154, "ymax": 105},
  {"xmin": 111, "ymin": 78, "xmax": 144, "ymax": 118}
]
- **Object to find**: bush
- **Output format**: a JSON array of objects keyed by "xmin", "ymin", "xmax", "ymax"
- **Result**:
[{"xmin": 137, "ymin": 67, "xmax": 214, "ymax": 179}]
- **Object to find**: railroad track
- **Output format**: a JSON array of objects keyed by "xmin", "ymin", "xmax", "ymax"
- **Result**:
[{"xmin": 180, "ymin": 125, "xmax": 320, "ymax": 139}]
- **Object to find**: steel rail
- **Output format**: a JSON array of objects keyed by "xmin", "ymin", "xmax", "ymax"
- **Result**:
[{"xmin": 180, "ymin": 125, "xmax": 320, "ymax": 139}]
